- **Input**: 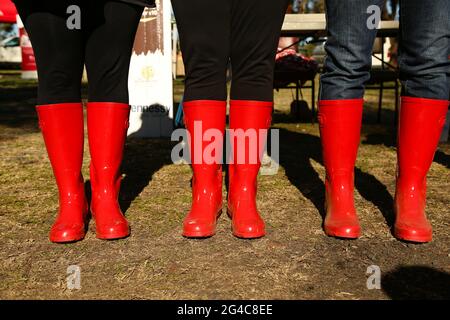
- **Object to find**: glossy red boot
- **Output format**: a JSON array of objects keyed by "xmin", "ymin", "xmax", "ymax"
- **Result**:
[
  {"xmin": 182, "ymin": 100, "xmax": 226, "ymax": 238},
  {"xmin": 394, "ymin": 97, "xmax": 449, "ymax": 243},
  {"xmin": 37, "ymin": 103, "xmax": 88, "ymax": 243},
  {"xmin": 318, "ymin": 99, "xmax": 364, "ymax": 239},
  {"xmin": 228, "ymin": 100, "xmax": 272, "ymax": 239},
  {"xmin": 87, "ymin": 102, "xmax": 130, "ymax": 240}
]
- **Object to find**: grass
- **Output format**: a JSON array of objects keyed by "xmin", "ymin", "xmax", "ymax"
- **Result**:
[{"xmin": 0, "ymin": 73, "xmax": 449, "ymax": 300}]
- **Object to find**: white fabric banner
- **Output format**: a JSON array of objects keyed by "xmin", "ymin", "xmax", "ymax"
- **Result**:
[{"xmin": 128, "ymin": 0, "xmax": 173, "ymax": 137}]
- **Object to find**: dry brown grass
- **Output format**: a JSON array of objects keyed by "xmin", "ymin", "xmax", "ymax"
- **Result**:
[{"xmin": 0, "ymin": 75, "xmax": 449, "ymax": 300}]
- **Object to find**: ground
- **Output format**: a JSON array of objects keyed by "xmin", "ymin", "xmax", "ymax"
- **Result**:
[{"xmin": 0, "ymin": 72, "xmax": 449, "ymax": 300}]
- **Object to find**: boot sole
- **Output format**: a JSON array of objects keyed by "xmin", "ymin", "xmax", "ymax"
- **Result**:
[
  {"xmin": 96, "ymin": 231, "xmax": 130, "ymax": 240},
  {"xmin": 50, "ymin": 235, "xmax": 85, "ymax": 243},
  {"xmin": 324, "ymin": 228, "xmax": 360, "ymax": 239},
  {"xmin": 182, "ymin": 231, "xmax": 216, "ymax": 238},
  {"xmin": 325, "ymin": 233, "xmax": 360, "ymax": 240},
  {"xmin": 232, "ymin": 231, "xmax": 265, "ymax": 239},
  {"xmin": 394, "ymin": 229, "xmax": 432, "ymax": 243}
]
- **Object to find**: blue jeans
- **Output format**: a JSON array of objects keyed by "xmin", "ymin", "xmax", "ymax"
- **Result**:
[{"xmin": 320, "ymin": 0, "xmax": 450, "ymax": 101}]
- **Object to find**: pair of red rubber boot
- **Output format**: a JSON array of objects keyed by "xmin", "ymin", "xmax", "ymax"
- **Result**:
[
  {"xmin": 182, "ymin": 100, "xmax": 272, "ymax": 239},
  {"xmin": 318, "ymin": 97, "xmax": 449, "ymax": 243},
  {"xmin": 37, "ymin": 102, "xmax": 131, "ymax": 243}
]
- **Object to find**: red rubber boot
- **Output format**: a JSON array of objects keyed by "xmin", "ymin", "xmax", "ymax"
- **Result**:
[
  {"xmin": 394, "ymin": 97, "xmax": 449, "ymax": 243},
  {"xmin": 318, "ymin": 99, "xmax": 364, "ymax": 239},
  {"xmin": 228, "ymin": 100, "xmax": 272, "ymax": 239},
  {"xmin": 36, "ymin": 103, "xmax": 88, "ymax": 243},
  {"xmin": 87, "ymin": 102, "xmax": 131, "ymax": 240},
  {"xmin": 182, "ymin": 100, "xmax": 226, "ymax": 238}
]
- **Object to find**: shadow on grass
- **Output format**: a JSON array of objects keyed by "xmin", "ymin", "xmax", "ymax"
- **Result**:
[
  {"xmin": 0, "ymin": 88, "xmax": 39, "ymax": 133},
  {"xmin": 363, "ymin": 125, "xmax": 450, "ymax": 169},
  {"xmin": 272, "ymin": 100, "xmax": 399, "ymax": 126},
  {"xmin": 119, "ymin": 112, "xmax": 176, "ymax": 215},
  {"xmin": 0, "ymin": 83, "xmax": 89, "ymax": 135},
  {"xmin": 82, "ymin": 140, "xmax": 174, "ymax": 221},
  {"xmin": 433, "ymin": 150, "xmax": 450, "ymax": 169},
  {"xmin": 119, "ymin": 137, "xmax": 175, "ymax": 214},
  {"xmin": 382, "ymin": 266, "xmax": 450, "ymax": 300}
]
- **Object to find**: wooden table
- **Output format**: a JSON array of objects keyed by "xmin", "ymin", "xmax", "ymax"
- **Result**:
[{"xmin": 281, "ymin": 13, "xmax": 399, "ymax": 37}]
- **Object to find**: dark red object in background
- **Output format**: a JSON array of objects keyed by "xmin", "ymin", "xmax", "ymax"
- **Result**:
[
  {"xmin": 0, "ymin": 0, "xmax": 17, "ymax": 23},
  {"xmin": 19, "ymin": 26, "xmax": 36, "ymax": 73}
]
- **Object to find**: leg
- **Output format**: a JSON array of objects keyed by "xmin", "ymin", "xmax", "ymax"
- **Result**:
[
  {"xmin": 84, "ymin": 1, "xmax": 143, "ymax": 240},
  {"xmin": 15, "ymin": 0, "xmax": 87, "ymax": 243},
  {"xmin": 15, "ymin": 0, "xmax": 85, "ymax": 105},
  {"xmin": 320, "ymin": 0, "xmax": 384, "ymax": 100},
  {"xmin": 398, "ymin": 0, "xmax": 449, "ymax": 100},
  {"xmin": 230, "ymin": 0, "xmax": 289, "ymax": 102},
  {"xmin": 227, "ymin": 0, "xmax": 289, "ymax": 238},
  {"xmin": 172, "ymin": 0, "xmax": 230, "ymax": 238},
  {"xmin": 84, "ymin": 1, "xmax": 143, "ymax": 104},
  {"xmin": 172, "ymin": 0, "xmax": 231, "ymax": 102},
  {"xmin": 394, "ymin": 0, "xmax": 450, "ymax": 243},
  {"xmin": 318, "ymin": 0, "xmax": 384, "ymax": 239}
]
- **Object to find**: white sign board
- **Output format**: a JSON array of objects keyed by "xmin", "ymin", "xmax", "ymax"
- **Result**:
[{"xmin": 128, "ymin": 0, "xmax": 173, "ymax": 137}]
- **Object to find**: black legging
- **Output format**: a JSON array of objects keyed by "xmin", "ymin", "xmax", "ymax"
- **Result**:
[
  {"xmin": 172, "ymin": 0, "xmax": 289, "ymax": 102},
  {"xmin": 14, "ymin": 0, "xmax": 143, "ymax": 105}
]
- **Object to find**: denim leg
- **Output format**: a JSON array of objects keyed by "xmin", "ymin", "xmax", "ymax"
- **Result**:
[
  {"xmin": 398, "ymin": 0, "xmax": 450, "ymax": 100},
  {"xmin": 320, "ymin": 0, "xmax": 385, "ymax": 100}
]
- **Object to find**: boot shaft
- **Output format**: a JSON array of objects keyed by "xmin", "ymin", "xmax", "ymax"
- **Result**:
[
  {"xmin": 318, "ymin": 99, "xmax": 363, "ymax": 176},
  {"xmin": 183, "ymin": 100, "xmax": 227, "ymax": 209},
  {"xmin": 183, "ymin": 100, "xmax": 226, "ymax": 167},
  {"xmin": 228, "ymin": 100, "xmax": 273, "ymax": 204},
  {"xmin": 36, "ymin": 103, "xmax": 85, "ymax": 198},
  {"xmin": 87, "ymin": 102, "xmax": 130, "ymax": 201},
  {"xmin": 397, "ymin": 97, "xmax": 449, "ymax": 182}
]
